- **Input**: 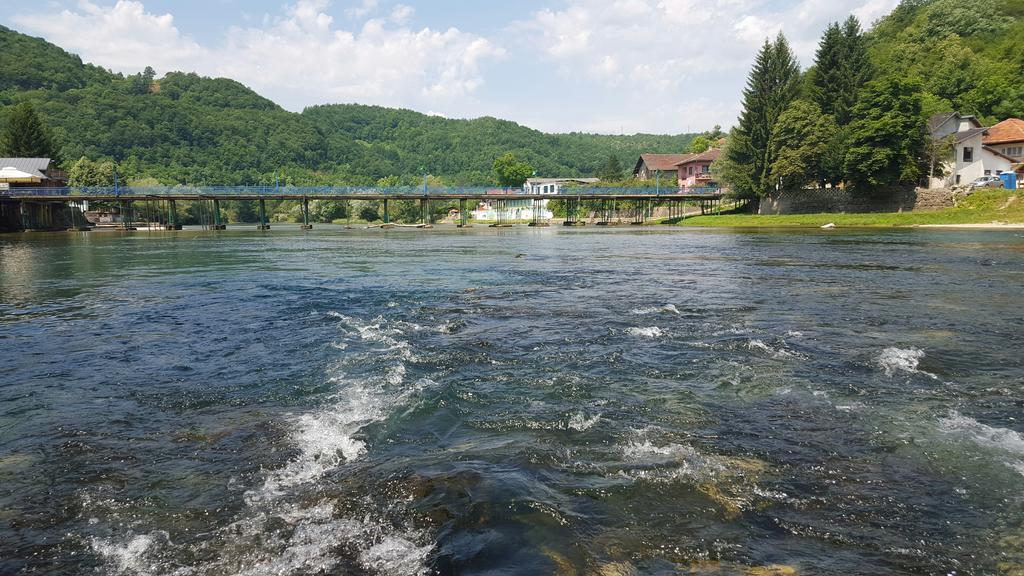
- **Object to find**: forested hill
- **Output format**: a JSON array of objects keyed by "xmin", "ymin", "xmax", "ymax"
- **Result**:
[
  {"xmin": 866, "ymin": 0, "xmax": 1024, "ymax": 122},
  {"xmin": 0, "ymin": 25, "xmax": 694, "ymax": 186}
]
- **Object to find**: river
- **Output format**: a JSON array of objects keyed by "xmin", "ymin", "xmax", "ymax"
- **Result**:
[{"xmin": 1, "ymin": 226, "xmax": 1022, "ymax": 575}]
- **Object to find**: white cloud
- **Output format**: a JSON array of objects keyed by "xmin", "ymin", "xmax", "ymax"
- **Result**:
[
  {"xmin": 10, "ymin": 0, "xmax": 904, "ymax": 133},
  {"xmin": 512, "ymin": 0, "xmax": 902, "ymax": 130},
  {"xmin": 12, "ymin": 0, "xmax": 504, "ymax": 114},
  {"xmin": 344, "ymin": 0, "xmax": 378, "ymax": 19},
  {"xmin": 13, "ymin": 0, "xmax": 205, "ymax": 75},
  {"xmin": 390, "ymin": 4, "xmax": 414, "ymax": 24}
]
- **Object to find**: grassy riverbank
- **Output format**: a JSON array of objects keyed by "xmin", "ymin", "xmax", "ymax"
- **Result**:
[{"xmin": 669, "ymin": 190, "xmax": 1023, "ymax": 228}]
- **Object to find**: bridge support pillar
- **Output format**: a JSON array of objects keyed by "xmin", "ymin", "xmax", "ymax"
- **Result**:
[
  {"xmin": 117, "ymin": 200, "xmax": 136, "ymax": 231},
  {"xmin": 419, "ymin": 198, "xmax": 432, "ymax": 228},
  {"xmin": 211, "ymin": 199, "xmax": 226, "ymax": 230},
  {"xmin": 458, "ymin": 198, "xmax": 471, "ymax": 228},
  {"xmin": 257, "ymin": 198, "xmax": 270, "ymax": 230},
  {"xmin": 300, "ymin": 197, "xmax": 312, "ymax": 230},
  {"xmin": 165, "ymin": 199, "xmax": 182, "ymax": 230},
  {"xmin": 382, "ymin": 199, "xmax": 390, "ymax": 225}
]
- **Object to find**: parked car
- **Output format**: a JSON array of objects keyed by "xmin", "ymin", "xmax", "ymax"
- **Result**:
[{"xmin": 969, "ymin": 175, "xmax": 1004, "ymax": 189}]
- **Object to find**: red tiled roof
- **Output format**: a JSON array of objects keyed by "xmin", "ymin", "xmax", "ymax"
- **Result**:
[
  {"xmin": 674, "ymin": 148, "xmax": 721, "ymax": 166},
  {"xmin": 639, "ymin": 154, "xmax": 694, "ymax": 171},
  {"xmin": 984, "ymin": 118, "xmax": 1024, "ymax": 145}
]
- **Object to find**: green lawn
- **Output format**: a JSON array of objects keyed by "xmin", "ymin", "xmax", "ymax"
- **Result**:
[{"xmin": 666, "ymin": 190, "xmax": 1023, "ymax": 227}]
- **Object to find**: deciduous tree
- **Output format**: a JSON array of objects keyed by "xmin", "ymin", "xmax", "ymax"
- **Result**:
[
  {"xmin": 493, "ymin": 153, "xmax": 533, "ymax": 189},
  {"xmin": 769, "ymin": 100, "xmax": 838, "ymax": 191},
  {"xmin": 844, "ymin": 76, "xmax": 927, "ymax": 189}
]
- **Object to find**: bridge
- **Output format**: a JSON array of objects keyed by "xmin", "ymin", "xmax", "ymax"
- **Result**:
[{"xmin": 0, "ymin": 186, "xmax": 727, "ymax": 232}]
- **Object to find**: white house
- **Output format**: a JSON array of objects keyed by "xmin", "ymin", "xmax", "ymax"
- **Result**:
[
  {"xmin": 523, "ymin": 177, "xmax": 599, "ymax": 195},
  {"xmin": 928, "ymin": 113, "xmax": 1016, "ymax": 187}
]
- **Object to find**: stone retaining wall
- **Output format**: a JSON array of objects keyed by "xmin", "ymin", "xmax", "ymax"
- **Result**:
[{"xmin": 758, "ymin": 187, "xmax": 958, "ymax": 215}]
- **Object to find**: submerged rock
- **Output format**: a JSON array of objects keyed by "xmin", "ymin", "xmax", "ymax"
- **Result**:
[{"xmin": 746, "ymin": 566, "xmax": 798, "ymax": 576}]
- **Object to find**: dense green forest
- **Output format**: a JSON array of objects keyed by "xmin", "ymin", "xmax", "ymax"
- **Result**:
[
  {"xmin": 867, "ymin": 0, "xmax": 1024, "ymax": 123},
  {"xmin": 0, "ymin": 25, "xmax": 693, "ymax": 186}
]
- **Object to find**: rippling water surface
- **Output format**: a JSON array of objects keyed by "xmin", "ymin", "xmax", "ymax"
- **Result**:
[{"xmin": 1, "ymin": 226, "xmax": 1023, "ymax": 575}]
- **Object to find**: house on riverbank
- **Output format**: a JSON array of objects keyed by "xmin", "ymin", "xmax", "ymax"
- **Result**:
[
  {"xmin": 984, "ymin": 118, "xmax": 1024, "ymax": 164},
  {"xmin": 674, "ymin": 149, "xmax": 721, "ymax": 191},
  {"xmin": 927, "ymin": 114, "xmax": 1016, "ymax": 188},
  {"xmin": 633, "ymin": 154, "xmax": 690, "ymax": 182}
]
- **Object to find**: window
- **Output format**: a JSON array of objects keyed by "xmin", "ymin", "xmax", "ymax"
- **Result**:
[
  {"xmin": 985, "ymin": 170, "xmax": 992, "ymax": 176},
  {"xmin": 963, "ymin": 147, "xmax": 974, "ymax": 163},
  {"xmin": 1004, "ymin": 146, "xmax": 1023, "ymax": 157},
  {"xmin": 701, "ymin": 165, "xmax": 710, "ymax": 173}
]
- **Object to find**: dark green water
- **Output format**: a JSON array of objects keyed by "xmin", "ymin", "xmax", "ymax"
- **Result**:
[{"xmin": 1, "ymin": 226, "xmax": 1023, "ymax": 575}]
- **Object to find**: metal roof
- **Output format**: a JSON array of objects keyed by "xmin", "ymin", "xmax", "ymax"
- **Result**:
[
  {"xmin": 526, "ymin": 178, "xmax": 600, "ymax": 185},
  {"xmin": 0, "ymin": 158, "xmax": 53, "ymax": 178}
]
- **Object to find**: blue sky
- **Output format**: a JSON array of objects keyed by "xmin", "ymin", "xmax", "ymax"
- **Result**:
[{"xmin": 4, "ymin": 0, "xmax": 900, "ymax": 134}]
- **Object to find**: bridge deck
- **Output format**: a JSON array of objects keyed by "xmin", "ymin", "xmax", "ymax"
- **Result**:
[{"xmin": 0, "ymin": 186, "xmax": 724, "ymax": 203}]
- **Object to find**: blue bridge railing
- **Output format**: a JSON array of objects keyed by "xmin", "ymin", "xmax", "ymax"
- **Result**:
[{"xmin": 0, "ymin": 185, "xmax": 724, "ymax": 198}]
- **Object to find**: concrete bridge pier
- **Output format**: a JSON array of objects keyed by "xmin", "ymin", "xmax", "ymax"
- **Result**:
[
  {"xmin": 117, "ymin": 200, "xmax": 136, "ymax": 231},
  {"xmin": 300, "ymin": 197, "xmax": 312, "ymax": 230},
  {"xmin": 529, "ymin": 200, "xmax": 550, "ymax": 227},
  {"xmin": 382, "ymin": 199, "xmax": 390, "ymax": 225},
  {"xmin": 211, "ymin": 199, "xmax": 226, "ymax": 230},
  {"xmin": 563, "ymin": 197, "xmax": 585, "ymax": 226},
  {"xmin": 490, "ymin": 199, "xmax": 512, "ymax": 228},
  {"xmin": 415, "ymin": 198, "xmax": 432, "ymax": 227},
  {"xmin": 458, "ymin": 198, "xmax": 471, "ymax": 228},
  {"xmin": 164, "ymin": 199, "xmax": 183, "ymax": 230},
  {"xmin": 257, "ymin": 198, "xmax": 270, "ymax": 230}
]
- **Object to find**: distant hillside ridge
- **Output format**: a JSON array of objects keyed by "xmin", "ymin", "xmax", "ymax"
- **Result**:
[{"xmin": 0, "ymin": 25, "xmax": 695, "ymax": 186}]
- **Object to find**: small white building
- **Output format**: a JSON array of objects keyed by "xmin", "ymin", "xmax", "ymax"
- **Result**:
[
  {"xmin": 928, "ymin": 113, "xmax": 1016, "ymax": 187},
  {"xmin": 523, "ymin": 177, "xmax": 600, "ymax": 195}
]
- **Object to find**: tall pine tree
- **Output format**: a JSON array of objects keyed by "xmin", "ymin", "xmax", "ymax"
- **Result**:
[
  {"xmin": 812, "ymin": 16, "xmax": 871, "ymax": 126},
  {"xmin": 0, "ymin": 103, "xmax": 62, "ymax": 164},
  {"xmin": 839, "ymin": 16, "xmax": 871, "ymax": 125},
  {"xmin": 811, "ymin": 23, "xmax": 845, "ymax": 120},
  {"xmin": 719, "ymin": 33, "xmax": 801, "ymax": 199}
]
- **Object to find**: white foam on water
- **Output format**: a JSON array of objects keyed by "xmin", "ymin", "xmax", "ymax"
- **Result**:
[
  {"xmin": 566, "ymin": 412, "xmax": 601, "ymax": 431},
  {"xmin": 91, "ymin": 312, "xmax": 435, "ymax": 576},
  {"xmin": 626, "ymin": 326, "xmax": 664, "ymax": 339},
  {"xmin": 631, "ymin": 304, "xmax": 680, "ymax": 316},
  {"xmin": 359, "ymin": 534, "xmax": 435, "ymax": 576},
  {"xmin": 939, "ymin": 411, "xmax": 1024, "ymax": 476},
  {"xmin": 746, "ymin": 339, "xmax": 802, "ymax": 359},
  {"xmin": 91, "ymin": 532, "xmax": 168, "ymax": 576},
  {"xmin": 618, "ymin": 437, "xmax": 730, "ymax": 485},
  {"xmin": 877, "ymin": 347, "xmax": 938, "ymax": 379}
]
